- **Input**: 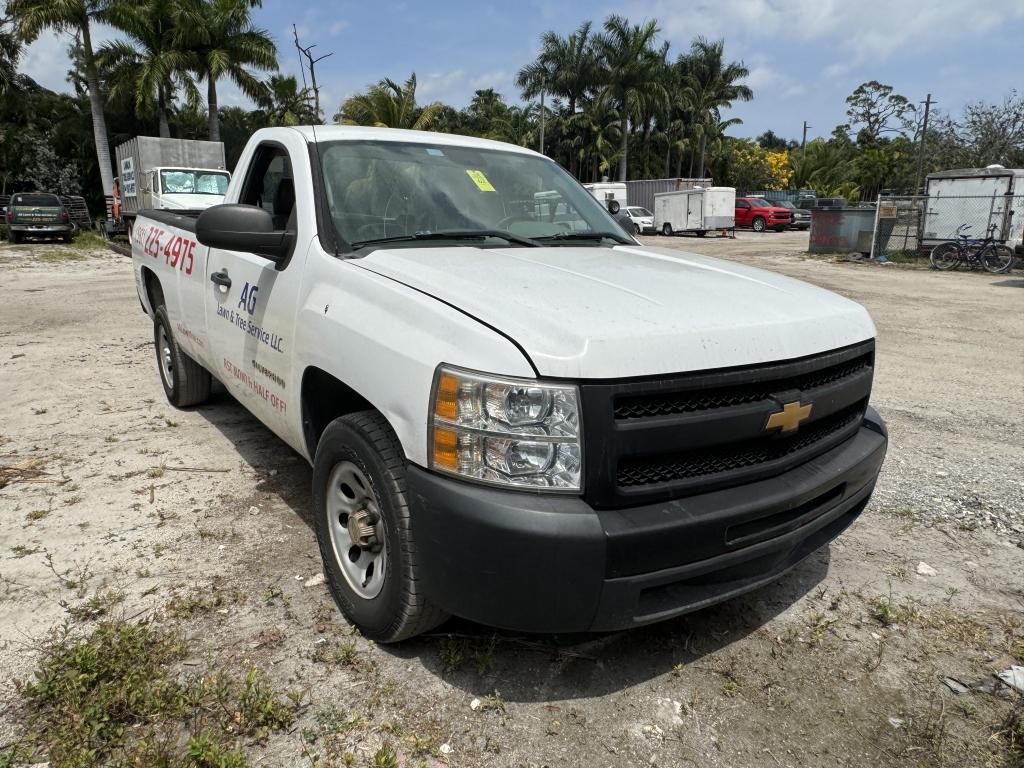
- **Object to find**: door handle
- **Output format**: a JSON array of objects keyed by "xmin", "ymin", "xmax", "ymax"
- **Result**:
[{"xmin": 210, "ymin": 270, "xmax": 231, "ymax": 289}]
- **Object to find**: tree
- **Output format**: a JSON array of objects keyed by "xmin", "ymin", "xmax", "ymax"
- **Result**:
[
  {"xmin": 99, "ymin": 0, "xmax": 201, "ymax": 138},
  {"xmin": 259, "ymin": 73, "xmax": 317, "ymax": 126},
  {"xmin": 679, "ymin": 37, "xmax": 752, "ymax": 178},
  {"xmin": 335, "ymin": 73, "xmax": 442, "ymax": 130},
  {"xmin": 8, "ymin": 0, "xmax": 117, "ymax": 194},
  {"xmin": 844, "ymin": 80, "xmax": 915, "ymax": 142},
  {"xmin": 593, "ymin": 14, "xmax": 668, "ymax": 181},
  {"xmin": 516, "ymin": 20, "xmax": 598, "ymax": 118},
  {"xmin": 0, "ymin": 20, "xmax": 21, "ymax": 95},
  {"xmin": 179, "ymin": 0, "xmax": 277, "ymax": 141},
  {"xmin": 756, "ymin": 129, "xmax": 788, "ymax": 151}
]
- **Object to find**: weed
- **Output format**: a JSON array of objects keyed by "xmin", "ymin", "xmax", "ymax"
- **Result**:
[
  {"xmin": 32, "ymin": 407, "xmax": 47, "ymax": 415},
  {"xmin": 312, "ymin": 640, "xmax": 359, "ymax": 666},
  {"xmin": 371, "ymin": 744, "xmax": 398, "ymax": 768},
  {"xmin": 957, "ymin": 520, "xmax": 979, "ymax": 532},
  {"xmin": 672, "ymin": 663, "xmax": 686, "ymax": 677},
  {"xmin": 10, "ymin": 545, "xmax": 41, "ymax": 558},
  {"xmin": 475, "ymin": 692, "xmax": 506, "ymax": 714},
  {"xmin": 436, "ymin": 633, "xmax": 497, "ymax": 674},
  {"xmin": 25, "ymin": 508, "xmax": 50, "ymax": 523},
  {"xmin": 438, "ymin": 636, "xmax": 466, "ymax": 672},
  {"xmin": 721, "ymin": 681, "xmax": 740, "ymax": 697},
  {"xmin": 807, "ymin": 611, "xmax": 837, "ymax": 645},
  {"xmin": 147, "ymin": 465, "xmax": 166, "ymax": 479},
  {"xmin": 152, "ymin": 542, "xmax": 168, "ymax": 558},
  {"xmin": 13, "ymin": 616, "xmax": 295, "ymax": 767},
  {"xmin": 870, "ymin": 582, "xmax": 916, "ymax": 626},
  {"xmin": 104, "ymin": 435, "xmax": 119, "ymax": 443},
  {"xmin": 165, "ymin": 418, "xmax": 179, "ymax": 428},
  {"xmin": 63, "ymin": 494, "xmax": 82, "ymax": 506},
  {"xmin": 62, "ymin": 590, "xmax": 125, "ymax": 621}
]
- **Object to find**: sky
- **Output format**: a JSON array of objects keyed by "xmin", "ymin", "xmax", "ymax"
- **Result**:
[{"xmin": 16, "ymin": 0, "xmax": 1024, "ymax": 143}]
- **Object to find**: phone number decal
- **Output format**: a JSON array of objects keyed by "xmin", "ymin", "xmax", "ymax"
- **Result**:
[{"xmin": 133, "ymin": 223, "xmax": 196, "ymax": 275}]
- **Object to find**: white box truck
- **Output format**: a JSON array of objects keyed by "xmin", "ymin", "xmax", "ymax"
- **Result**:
[
  {"xmin": 112, "ymin": 137, "xmax": 231, "ymax": 237},
  {"xmin": 583, "ymin": 181, "xmax": 627, "ymax": 207},
  {"xmin": 654, "ymin": 186, "xmax": 736, "ymax": 236},
  {"xmin": 923, "ymin": 166, "xmax": 1024, "ymax": 250}
]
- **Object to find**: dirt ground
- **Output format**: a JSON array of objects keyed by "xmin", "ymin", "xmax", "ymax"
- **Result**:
[{"xmin": 1, "ymin": 231, "xmax": 1022, "ymax": 768}]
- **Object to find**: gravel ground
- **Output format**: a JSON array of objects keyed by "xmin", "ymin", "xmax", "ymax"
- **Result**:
[{"xmin": 1, "ymin": 234, "xmax": 1022, "ymax": 768}]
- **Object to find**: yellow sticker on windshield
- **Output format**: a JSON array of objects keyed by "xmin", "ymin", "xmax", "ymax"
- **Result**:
[{"xmin": 466, "ymin": 169, "xmax": 496, "ymax": 192}]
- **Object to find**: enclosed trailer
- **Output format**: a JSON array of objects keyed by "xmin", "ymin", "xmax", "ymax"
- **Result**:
[
  {"xmin": 583, "ymin": 182, "xmax": 628, "ymax": 207},
  {"xmin": 112, "ymin": 137, "xmax": 230, "ymax": 234},
  {"xmin": 923, "ymin": 166, "xmax": 1024, "ymax": 248},
  {"xmin": 654, "ymin": 187, "xmax": 736, "ymax": 236},
  {"xmin": 625, "ymin": 178, "xmax": 712, "ymax": 213}
]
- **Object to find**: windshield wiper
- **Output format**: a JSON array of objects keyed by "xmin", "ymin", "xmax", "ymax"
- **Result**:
[
  {"xmin": 532, "ymin": 230, "xmax": 633, "ymax": 245},
  {"xmin": 351, "ymin": 229, "xmax": 540, "ymax": 249}
]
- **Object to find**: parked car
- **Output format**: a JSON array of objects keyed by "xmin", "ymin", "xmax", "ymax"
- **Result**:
[
  {"xmin": 735, "ymin": 196, "xmax": 791, "ymax": 232},
  {"xmin": 131, "ymin": 126, "xmax": 887, "ymax": 642},
  {"xmin": 623, "ymin": 206, "xmax": 655, "ymax": 234},
  {"xmin": 4, "ymin": 192, "xmax": 74, "ymax": 243},
  {"xmin": 777, "ymin": 200, "xmax": 811, "ymax": 230}
]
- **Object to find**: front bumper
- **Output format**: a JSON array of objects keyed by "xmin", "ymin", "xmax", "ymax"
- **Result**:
[{"xmin": 407, "ymin": 407, "xmax": 887, "ymax": 633}]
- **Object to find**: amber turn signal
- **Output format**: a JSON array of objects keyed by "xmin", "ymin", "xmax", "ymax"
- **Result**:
[
  {"xmin": 432, "ymin": 425, "xmax": 459, "ymax": 471},
  {"xmin": 434, "ymin": 371, "xmax": 460, "ymax": 422}
]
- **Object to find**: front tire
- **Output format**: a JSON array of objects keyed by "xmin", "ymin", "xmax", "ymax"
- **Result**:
[
  {"xmin": 982, "ymin": 245, "xmax": 1014, "ymax": 274},
  {"xmin": 661, "ymin": 222, "xmax": 673, "ymax": 236},
  {"xmin": 930, "ymin": 242, "xmax": 961, "ymax": 271},
  {"xmin": 752, "ymin": 216, "xmax": 766, "ymax": 232},
  {"xmin": 153, "ymin": 304, "xmax": 211, "ymax": 407},
  {"xmin": 313, "ymin": 412, "xmax": 449, "ymax": 642},
  {"xmin": 633, "ymin": 223, "xmax": 641, "ymax": 235}
]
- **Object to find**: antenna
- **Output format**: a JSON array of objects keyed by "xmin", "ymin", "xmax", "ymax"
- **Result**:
[{"xmin": 292, "ymin": 24, "xmax": 338, "ymax": 254}]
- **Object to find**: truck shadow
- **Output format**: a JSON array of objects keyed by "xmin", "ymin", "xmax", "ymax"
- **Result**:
[{"xmin": 194, "ymin": 386, "xmax": 832, "ymax": 702}]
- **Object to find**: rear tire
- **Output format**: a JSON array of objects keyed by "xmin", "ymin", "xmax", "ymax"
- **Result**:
[
  {"xmin": 62, "ymin": 233, "xmax": 73, "ymax": 243},
  {"xmin": 661, "ymin": 222, "xmax": 673, "ymax": 236},
  {"xmin": 930, "ymin": 242, "xmax": 961, "ymax": 271},
  {"xmin": 153, "ymin": 304, "xmax": 211, "ymax": 407},
  {"xmin": 695, "ymin": 230, "xmax": 707, "ymax": 237},
  {"xmin": 752, "ymin": 217, "xmax": 766, "ymax": 232},
  {"xmin": 313, "ymin": 411, "xmax": 449, "ymax": 642},
  {"xmin": 9, "ymin": 231, "xmax": 20, "ymax": 244}
]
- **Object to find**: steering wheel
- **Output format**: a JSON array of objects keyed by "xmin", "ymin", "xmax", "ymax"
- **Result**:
[{"xmin": 495, "ymin": 214, "xmax": 535, "ymax": 230}]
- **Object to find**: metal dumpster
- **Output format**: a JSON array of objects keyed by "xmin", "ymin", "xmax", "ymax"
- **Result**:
[{"xmin": 808, "ymin": 208, "xmax": 877, "ymax": 254}]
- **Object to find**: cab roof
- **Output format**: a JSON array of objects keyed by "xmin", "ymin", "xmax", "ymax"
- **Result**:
[{"xmin": 286, "ymin": 125, "xmax": 542, "ymax": 157}]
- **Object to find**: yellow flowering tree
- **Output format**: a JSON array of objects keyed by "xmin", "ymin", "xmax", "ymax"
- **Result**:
[{"xmin": 764, "ymin": 151, "xmax": 792, "ymax": 190}]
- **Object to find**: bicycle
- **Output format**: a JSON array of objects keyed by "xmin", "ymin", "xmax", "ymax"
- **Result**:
[{"xmin": 930, "ymin": 224, "xmax": 1014, "ymax": 273}]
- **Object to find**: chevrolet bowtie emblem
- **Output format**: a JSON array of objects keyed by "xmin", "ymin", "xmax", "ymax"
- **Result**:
[{"xmin": 765, "ymin": 401, "xmax": 813, "ymax": 433}]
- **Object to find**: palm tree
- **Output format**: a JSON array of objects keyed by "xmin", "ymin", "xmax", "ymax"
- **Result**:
[
  {"xmin": 99, "ymin": 0, "xmax": 201, "ymax": 138},
  {"xmin": 8, "ymin": 0, "xmax": 116, "ymax": 194},
  {"xmin": 593, "ymin": 15, "xmax": 668, "ymax": 181},
  {"xmin": 0, "ymin": 22, "xmax": 20, "ymax": 95},
  {"xmin": 260, "ymin": 73, "xmax": 317, "ymax": 126},
  {"xmin": 335, "ymin": 73, "xmax": 442, "ymax": 130},
  {"xmin": 179, "ymin": 0, "xmax": 277, "ymax": 141},
  {"xmin": 679, "ymin": 37, "xmax": 752, "ymax": 178},
  {"xmin": 516, "ymin": 21, "xmax": 598, "ymax": 118}
]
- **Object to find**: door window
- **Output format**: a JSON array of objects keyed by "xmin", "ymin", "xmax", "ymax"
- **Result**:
[{"xmin": 241, "ymin": 147, "xmax": 296, "ymax": 230}]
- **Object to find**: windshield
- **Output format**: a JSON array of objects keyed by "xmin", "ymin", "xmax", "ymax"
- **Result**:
[
  {"xmin": 160, "ymin": 170, "xmax": 230, "ymax": 195},
  {"xmin": 777, "ymin": 200, "xmax": 796, "ymax": 210},
  {"xmin": 13, "ymin": 193, "xmax": 60, "ymax": 207},
  {"xmin": 627, "ymin": 207, "xmax": 651, "ymax": 217},
  {"xmin": 749, "ymin": 198, "xmax": 772, "ymax": 208},
  {"xmin": 319, "ymin": 140, "xmax": 627, "ymax": 249}
]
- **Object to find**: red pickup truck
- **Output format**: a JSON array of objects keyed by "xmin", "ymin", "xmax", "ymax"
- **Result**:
[{"xmin": 735, "ymin": 197, "xmax": 791, "ymax": 232}]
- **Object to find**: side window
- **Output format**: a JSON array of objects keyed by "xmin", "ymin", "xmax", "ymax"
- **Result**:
[
  {"xmin": 240, "ymin": 147, "xmax": 296, "ymax": 230},
  {"xmin": 736, "ymin": 201, "xmax": 749, "ymax": 209}
]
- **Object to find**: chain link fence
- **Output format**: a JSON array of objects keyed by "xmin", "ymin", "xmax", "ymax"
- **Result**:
[{"xmin": 871, "ymin": 194, "xmax": 1024, "ymax": 259}]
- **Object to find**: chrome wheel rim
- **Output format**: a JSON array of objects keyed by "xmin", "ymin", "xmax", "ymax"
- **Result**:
[
  {"xmin": 326, "ymin": 461, "xmax": 387, "ymax": 600},
  {"xmin": 157, "ymin": 325, "xmax": 173, "ymax": 386}
]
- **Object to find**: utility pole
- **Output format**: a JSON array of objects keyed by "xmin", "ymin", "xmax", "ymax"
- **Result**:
[
  {"xmin": 915, "ymin": 93, "xmax": 935, "ymax": 194},
  {"xmin": 293, "ymin": 24, "xmax": 333, "ymax": 122},
  {"xmin": 801, "ymin": 121, "xmax": 810, "ymax": 162},
  {"xmin": 539, "ymin": 88, "xmax": 545, "ymax": 155}
]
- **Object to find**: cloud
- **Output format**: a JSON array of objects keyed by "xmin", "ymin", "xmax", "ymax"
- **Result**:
[
  {"xmin": 328, "ymin": 20, "xmax": 350, "ymax": 36},
  {"xmin": 626, "ymin": 0, "xmax": 1024, "ymax": 62},
  {"xmin": 19, "ymin": 23, "xmax": 117, "ymax": 93}
]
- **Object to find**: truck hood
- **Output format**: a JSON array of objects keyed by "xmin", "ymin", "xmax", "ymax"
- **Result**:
[
  {"xmin": 357, "ymin": 244, "xmax": 875, "ymax": 379},
  {"xmin": 158, "ymin": 194, "xmax": 225, "ymax": 210}
]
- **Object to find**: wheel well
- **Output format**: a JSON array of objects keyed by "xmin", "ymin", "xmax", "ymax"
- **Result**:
[
  {"xmin": 301, "ymin": 367, "xmax": 375, "ymax": 458},
  {"xmin": 141, "ymin": 267, "xmax": 163, "ymax": 313}
]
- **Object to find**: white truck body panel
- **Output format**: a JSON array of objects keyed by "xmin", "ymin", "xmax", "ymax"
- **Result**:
[
  {"xmin": 923, "ymin": 168, "xmax": 1024, "ymax": 246},
  {"xmin": 654, "ymin": 187, "xmax": 736, "ymax": 233},
  {"xmin": 131, "ymin": 125, "xmax": 876, "ymax": 468},
  {"xmin": 583, "ymin": 182, "xmax": 628, "ymax": 206}
]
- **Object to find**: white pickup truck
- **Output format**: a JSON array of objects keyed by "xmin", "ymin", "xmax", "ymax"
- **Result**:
[{"xmin": 131, "ymin": 126, "xmax": 887, "ymax": 642}]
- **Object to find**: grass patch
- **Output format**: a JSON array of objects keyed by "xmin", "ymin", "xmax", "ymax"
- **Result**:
[
  {"xmin": 870, "ymin": 584, "xmax": 917, "ymax": 627},
  {"xmin": 6, "ymin": 617, "xmax": 295, "ymax": 768}
]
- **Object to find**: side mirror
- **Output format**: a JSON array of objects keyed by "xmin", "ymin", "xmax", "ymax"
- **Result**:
[
  {"xmin": 196, "ymin": 204, "xmax": 292, "ymax": 262},
  {"xmin": 607, "ymin": 199, "xmax": 621, "ymax": 215}
]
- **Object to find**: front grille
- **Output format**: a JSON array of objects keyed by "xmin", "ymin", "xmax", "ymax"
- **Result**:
[
  {"xmin": 614, "ymin": 352, "xmax": 872, "ymax": 419},
  {"xmin": 579, "ymin": 340, "xmax": 875, "ymax": 508},
  {"xmin": 617, "ymin": 400, "xmax": 865, "ymax": 487}
]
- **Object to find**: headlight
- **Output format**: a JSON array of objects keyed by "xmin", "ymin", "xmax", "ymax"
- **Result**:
[{"xmin": 429, "ymin": 365, "xmax": 582, "ymax": 491}]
